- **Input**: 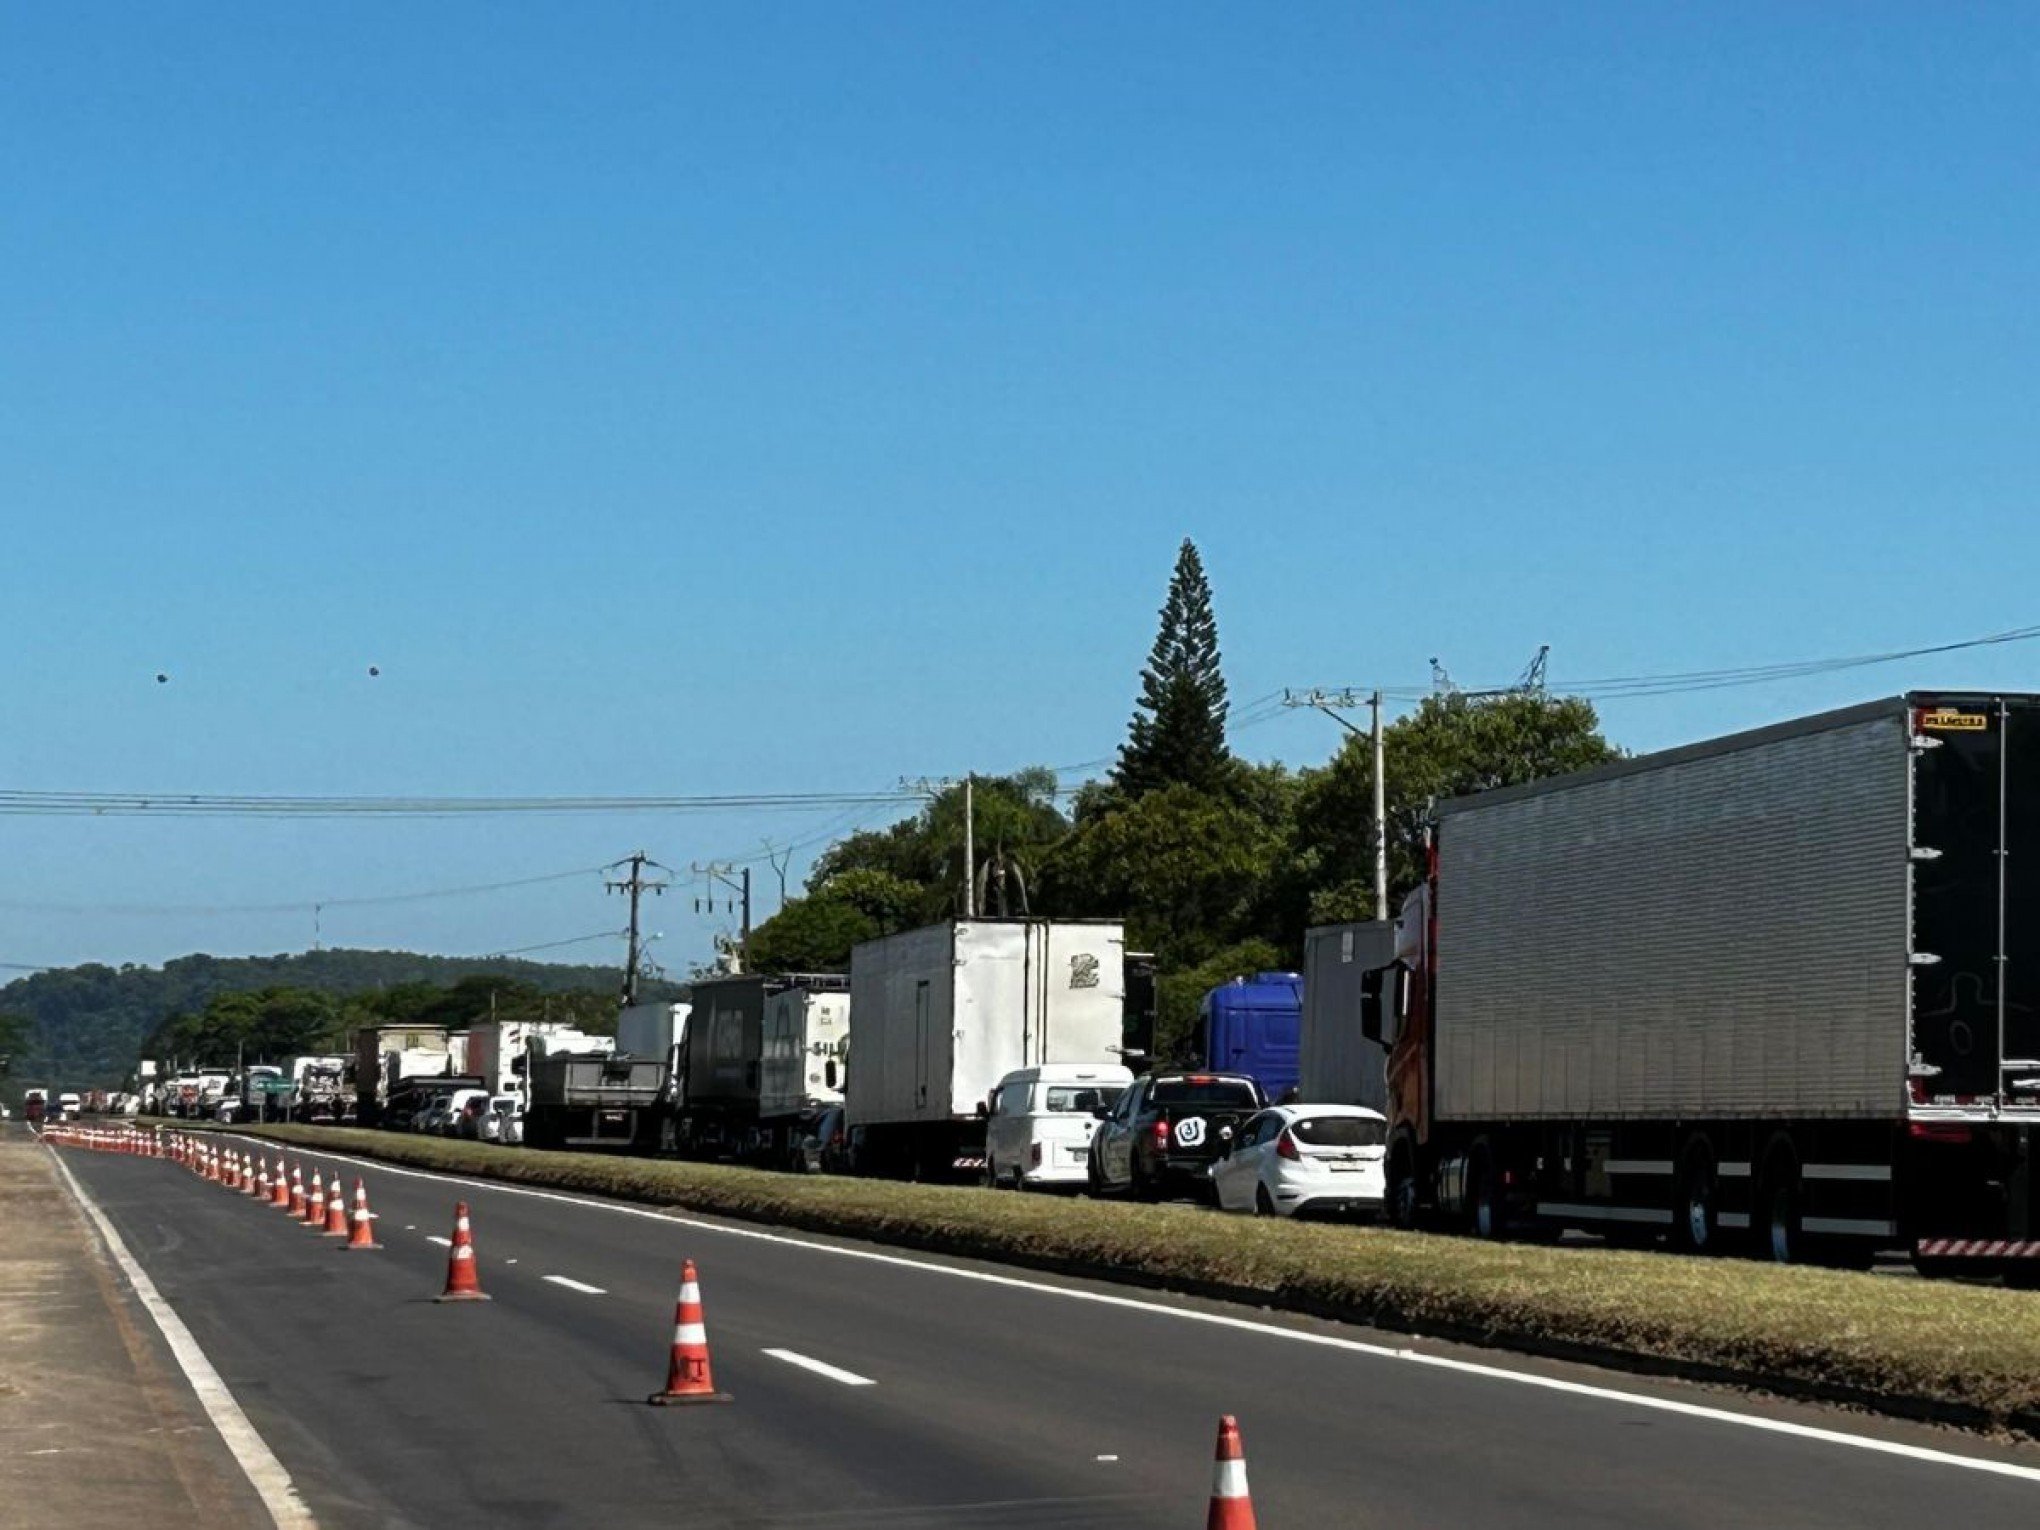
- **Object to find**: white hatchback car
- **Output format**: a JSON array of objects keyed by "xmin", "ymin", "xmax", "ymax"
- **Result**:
[
  {"xmin": 1211, "ymin": 1103, "xmax": 1387, "ymax": 1219},
  {"xmin": 985, "ymin": 1063, "xmax": 1132, "ymax": 1190}
]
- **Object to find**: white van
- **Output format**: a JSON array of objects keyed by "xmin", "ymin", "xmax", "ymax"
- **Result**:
[{"xmin": 984, "ymin": 1063, "xmax": 1132, "ymax": 1190}]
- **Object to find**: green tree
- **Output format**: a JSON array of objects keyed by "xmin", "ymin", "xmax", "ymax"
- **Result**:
[
  {"xmin": 1114, "ymin": 539, "xmax": 1230, "ymax": 797},
  {"xmin": 744, "ymin": 896, "xmax": 880, "ymax": 975},
  {"xmin": 1291, "ymin": 690, "xmax": 1619, "ymax": 921}
]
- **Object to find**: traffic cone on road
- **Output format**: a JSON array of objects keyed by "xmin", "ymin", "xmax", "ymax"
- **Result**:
[
  {"xmin": 646, "ymin": 1259, "xmax": 731, "ymax": 1405},
  {"xmin": 304, "ymin": 1170, "xmax": 326, "ymax": 1227},
  {"xmin": 435, "ymin": 1203, "xmax": 490, "ymax": 1302},
  {"xmin": 1205, "ymin": 1416, "xmax": 1257, "ymax": 1530},
  {"xmin": 272, "ymin": 1160, "xmax": 293, "ymax": 1208},
  {"xmin": 323, "ymin": 1178, "xmax": 350, "ymax": 1236},
  {"xmin": 288, "ymin": 1164, "xmax": 306, "ymax": 1216},
  {"xmin": 341, "ymin": 1180, "xmax": 381, "ymax": 1251},
  {"xmin": 249, "ymin": 1155, "xmax": 268, "ymax": 1198}
]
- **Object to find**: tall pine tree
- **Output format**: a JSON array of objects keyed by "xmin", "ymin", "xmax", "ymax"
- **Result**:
[{"xmin": 1114, "ymin": 539, "xmax": 1230, "ymax": 797}]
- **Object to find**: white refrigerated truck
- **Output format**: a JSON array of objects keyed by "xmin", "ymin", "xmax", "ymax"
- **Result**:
[{"xmin": 846, "ymin": 918, "xmax": 1125, "ymax": 1180}]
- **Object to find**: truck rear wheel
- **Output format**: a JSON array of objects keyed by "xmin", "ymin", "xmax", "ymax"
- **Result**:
[
  {"xmin": 1468, "ymin": 1147, "xmax": 1504, "ymax": 1240},
  {"xmin": 1761, "ymin": 1176, "xmax": 1801, "ymax": 1264},
  {"xmin": 1672, "ymin": 1144, "xmax": 1719, "ymax": 1254},
  {"xmin": 1387, "ymin": 1140, "xmax": 1419, "ymax": 1231}
]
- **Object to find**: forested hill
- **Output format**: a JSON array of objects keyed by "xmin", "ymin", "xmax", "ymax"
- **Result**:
[{"xmin": 0, "ymin": 948, "xmax": 663, "ymax": 1091}]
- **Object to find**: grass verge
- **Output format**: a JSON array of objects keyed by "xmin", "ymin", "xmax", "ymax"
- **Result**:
[{"xmin": 206, "ymin": 1123, "xmax": 2040, "ymax": 1435}]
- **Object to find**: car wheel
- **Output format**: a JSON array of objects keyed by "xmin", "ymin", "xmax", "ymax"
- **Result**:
[{"xmin": 1254, "ymin": 1184, "xmax": 1276, "ymax": 1217}]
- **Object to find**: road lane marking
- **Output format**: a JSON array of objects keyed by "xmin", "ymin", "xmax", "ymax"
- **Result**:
[
  {"xmin": 543, "ymin": 1275, "xmax": 606, "ymax": 1295},
  {"xmin": 424, "ymin": 1235, "xmax": 451, "ymax": 1246},
  {"xmin": 228, "ymin": 1133, "xmax": 2040, "ymax": 1486},
  {"xmin": 48, "ymin": 1149, "xmax": 317, "ymax": 1528},
  {"xmin": 762, "ymin": 1348, "xmax": 875, "ymax": 1386}
]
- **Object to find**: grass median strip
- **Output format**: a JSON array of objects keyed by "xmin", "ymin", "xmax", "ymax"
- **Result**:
[{"xmin": 205, "ymin": 1123, "xmax": 2040, "ymax": 1434}]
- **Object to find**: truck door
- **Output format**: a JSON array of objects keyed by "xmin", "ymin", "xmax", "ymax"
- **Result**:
[{"xmin": 1912, "ymin": 700, "xmax": 2013, "ymax": 1103}]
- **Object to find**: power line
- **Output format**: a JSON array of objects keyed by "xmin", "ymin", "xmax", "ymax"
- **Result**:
[
  {"xmin": 1304, "ymin": 620, "xmax": 2040, "ymax": 707},
  {"xmin": 477, "ymin": 930, "xmax": 625, "ymax": 959},
  {"xmin": 0, "ymin": 788, "xmax": 924, "ymax": 820},
  {"xmin": 0, "ymin": 864, "xmax": 608, "ymax": 917}
]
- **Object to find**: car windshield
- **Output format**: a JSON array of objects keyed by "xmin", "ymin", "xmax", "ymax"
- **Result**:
[
  {"xmin": 1290, "ymin": 1116, "xmax": 1386, "ymax": 1147},
  {"xmin": 1044, "ymin": 1085, "xmax": 1124, "ymax": 1112},
  {"xmin": 1151, "ymin": 1079, "xmax": 1259, "ymax": 1108}
]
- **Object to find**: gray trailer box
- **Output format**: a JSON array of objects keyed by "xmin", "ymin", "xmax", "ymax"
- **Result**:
[
  {"xmin": 847, "ymin": 919, "xmax": 1125, "ymax": 1128},
  {"xmin": 1300, "ymin": 922, "xmax": 1395, "ymax": 1111},
  {"xmin": 684, "ymin": 976, "xmax": 846, "ymax": 1113},
  {"xmin": 759, "ymin": 989, "xmax": 850, "ymax": 1120},
  {"xmin": 1426, "ymin": 694, "xmax": 2040, "ymax": 1125}
]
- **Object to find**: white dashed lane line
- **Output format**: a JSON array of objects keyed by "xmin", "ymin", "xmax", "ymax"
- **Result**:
[
  {"xmin": 762, "ymin": 1348, "xmax": 876, "ymax": 1387},
  {"xmin": 542, "ymin": 1275, "xmax": 605, "ymax": 1295},
  {"xmin": 424, "ymin": 1235, "xmax": 451, "ymax": 1247}
]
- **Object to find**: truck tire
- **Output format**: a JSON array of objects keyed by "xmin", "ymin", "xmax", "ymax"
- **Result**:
[
  {"xmin": 1760, "ymin": 1169, "xmax": 1802, "ymax": 1265},
  {"xmin": 1672, "ymin": 1142, "xmax": 1720, "ymax": 1254},
  {"xmin": 1468, "ymin": 1146, "xmax": 1504, "ymax": 1240},
  {"xmin": 1387, "ymin": 1139, "xmax": 1419, "ymax": 1231}
]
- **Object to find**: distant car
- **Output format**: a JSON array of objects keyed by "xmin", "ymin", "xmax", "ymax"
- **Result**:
[
  {"xmin": 986, "ymin": 1063, "xmax": 1132, "ymax": 1190},
  {"xmin": 415, "ymin": 1097, "xmax": 457, "ymax": 1135},
  {"xmin": 452, "ymin": 1089, "xmax": 493, "ymax": 1139},
  {"xmin": 1088, "ymin": 1071, "xmax": 1265, "ymax": 1201},
  {"xmin": 1211, "ymin": 1104, "xmax": 1387, "ymax": 1219},
  {"xmin": 479, "ymin": 1096, "xmax": 520, "ymax": 1144}
]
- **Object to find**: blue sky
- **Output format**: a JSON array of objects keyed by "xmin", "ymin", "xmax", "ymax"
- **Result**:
[{"xmin": 4, "ymin": 5, "xmax": 2036, "ymax": 973}]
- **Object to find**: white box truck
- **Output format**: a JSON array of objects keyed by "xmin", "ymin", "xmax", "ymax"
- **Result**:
[{"xmin": 846, "ymin": 918, "xmax": 1125, "ymax": 1179}]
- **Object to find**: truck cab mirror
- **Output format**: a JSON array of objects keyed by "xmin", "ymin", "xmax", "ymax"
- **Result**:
[{"xmin": 1360, "ymin": 967, "xmax": 1384, "ymax": 1044}]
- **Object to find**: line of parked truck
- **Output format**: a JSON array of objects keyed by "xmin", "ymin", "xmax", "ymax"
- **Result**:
[{"xmin": 130, "ymin": 691, "xmax": 2040, "ymax": 1277}]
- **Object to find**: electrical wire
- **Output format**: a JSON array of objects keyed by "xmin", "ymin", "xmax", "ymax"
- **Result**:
[
  {"xmin": 0, "ymin": 789, "xmax": 924, "ymax": 820},
  {"xmin": 476, "ymin": 930, "xmax": 624, "ymax": 958},
  {"xmin": 0, "ymin": 864, "xmax": 609, "ymax": 917}
]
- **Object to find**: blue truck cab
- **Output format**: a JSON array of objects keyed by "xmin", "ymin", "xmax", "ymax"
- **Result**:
[{"xmin": 1198, "ymin": 972, "xmax": 1303, "ymax": 1101}]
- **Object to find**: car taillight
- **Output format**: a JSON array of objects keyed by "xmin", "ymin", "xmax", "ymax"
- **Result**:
[
  {"xmin": 1276, "ymin": 1129, "xmax": 1299, "ymax": 1161},
  {"xmin": 1152, "ymin": 1120, "xmax": 1170, "ymax": 1152}
]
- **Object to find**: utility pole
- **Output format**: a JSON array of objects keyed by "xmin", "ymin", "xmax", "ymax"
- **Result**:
[
  {"xmin": 963, "ymin": 773, "xmax": 976, "ymax": 918},
  {"xmin": 1370, "ymin": 689, "xmax": 1387, "ymax": 922},
  {"xmin": 607, "ymin": 851, "xmax": 670, "ymax": 1006},
  {"xmin": 692, "ymin": 862, "xmax": 752, "ymax": 974},
  {"xmin": 1283, "ymin": 688, "xmax": 1391, "ymax": 921}
]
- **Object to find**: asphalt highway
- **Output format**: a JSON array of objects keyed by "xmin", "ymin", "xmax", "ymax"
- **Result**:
[{"xmin": 53, "ymin": 1137, "xmax": 2040, "ymax": 1529}]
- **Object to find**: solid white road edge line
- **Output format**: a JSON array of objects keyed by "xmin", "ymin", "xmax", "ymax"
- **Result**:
[
  {"xmin": 48, "ymin": 1149, "xmax": 318, "ymax": 1529},
  {"xmin": 762, "ymin": 1347, "xmax": 877, "ymax": 1386},
  {"xmin": 227, "ymin": 1134, "xmax": 2040, "ymax": 1487},
  {"xmin": 543, "ymin": 1275, "xmax": 607, "ymax": 1295}
]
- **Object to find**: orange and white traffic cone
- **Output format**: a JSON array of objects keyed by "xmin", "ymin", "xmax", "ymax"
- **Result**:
[
  {"xmin": 288, "ymin": 1163, "xmax": 306, "ymax": 1216},
  {"xmin": 249, "ymin": 1155, "xmax": 268, "ymax": 1198},
  {"xmin": 272, "ymin": 1159, "xmax": 293, "ymax": 1208},
  {"xmin": 647, "ymin": 1259, "xmax": 731, "ymax": 1405},
  {"xmin": 340, "ymin": 1180, "xmax": 381, "ymax": 1250},
  {"xmin": 304, "ymin": 1170, "xmax": 326, "ymax": 1228},
  {"xmin": 1205, "ymin": 1415, "xmax": 1257, "ymax": 1530},
  {"xmin": 435, "ymin": 1203, "xmax": 490, "ymax": 1301},
  {"xmin": 323, "ymin": 1178, "xmax": 350, "ymax": 1236}
]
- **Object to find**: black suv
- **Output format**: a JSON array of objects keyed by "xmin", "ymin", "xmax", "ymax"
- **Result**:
[{"xmin": 1087, "ymin": 1071, "xmax": 1265, "ymax": 1201}]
